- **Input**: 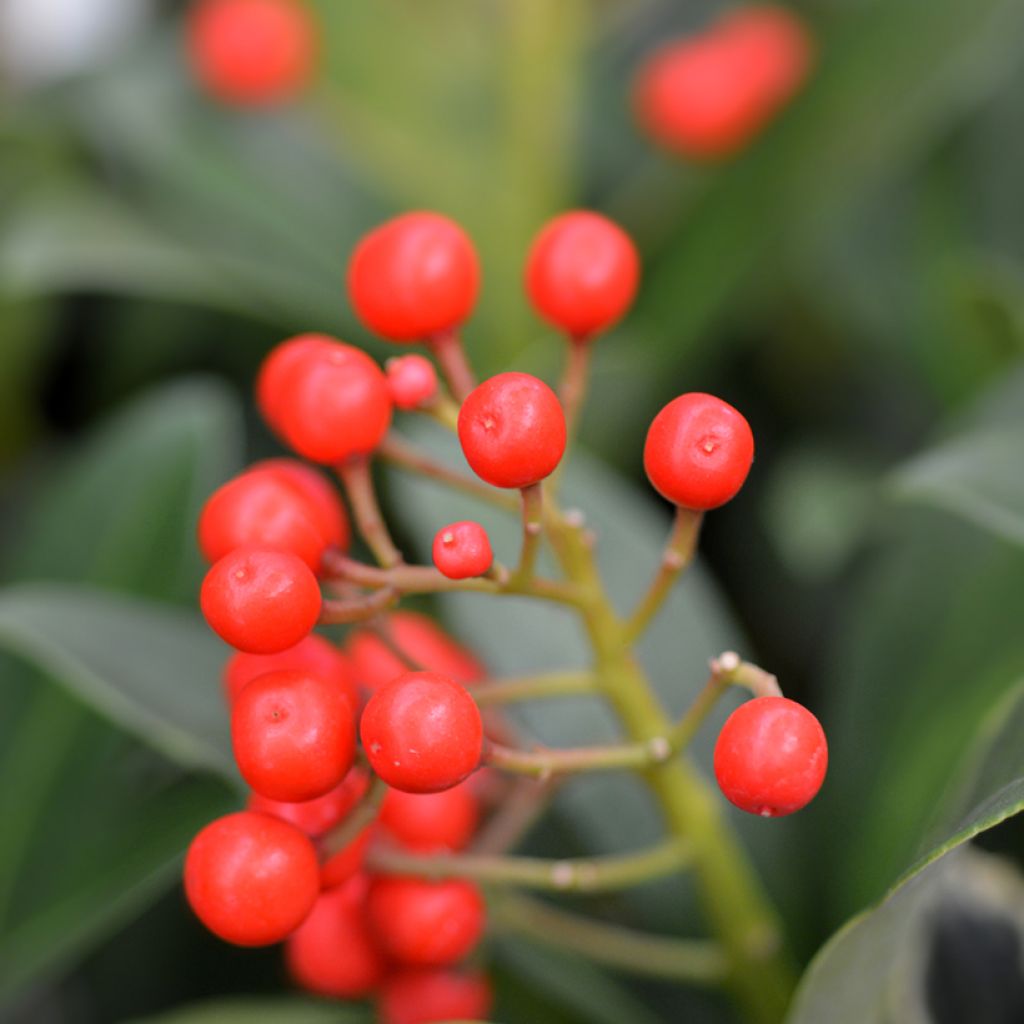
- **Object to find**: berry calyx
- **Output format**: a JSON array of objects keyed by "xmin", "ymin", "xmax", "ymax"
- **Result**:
[
  {"xmin": 200, "ymin": 547, "xmax": 321, "ymax": 654},
  {"xmin": 525, "ymin": 211, "xmax": 640, "ymax": 340},
  {"xmin": 183, "ymin": 811, "xmax": 319, "ymax": 946},
  {"xmin": 285, "ymin": 877, "xmax": 386, "ymax": 998},
  {"xmin": 259, "ymin": 338, "xmax": 393, "ymax": 464},
  {"xmin": 713, "ymin": 696, "xmax": 827, "ymax": 817},
  {"xmin": 223, "ymin": 633, "xmax": 358, "ymax": 710},
  {"xmin": 431, "ymin": 521, "xmax": 493, "ymax": 580},
  {"xmin": 348, "ymin": 212, "xmax": 480, "ymax": 342},
  {"xmin": 185, "ymin": 0, "xmax": 316, "ymax": 107},
  {"xmin": 247, "ymin": 768, "xmax": 366, "ymax": 838},
  {"xmin": 380, "ymin": 783, "xmax": 480, "ymax": 853},
  {"xmin": 458, "ymin": 372, "xmax": 567, "ymax": 489},
  {"xmin": 360, "ymin": 671, "xmax": 483, "ymax": 793},
  {"xmin": 386, "ymin": 354, "xmax": 440, "ymax": 410},
  {"xmin": 366, "ymin": 876, "xmax": 485, "ymax": 966},
  {"xmin": 198, "ymin": 462, "xmax": 346, "ymax": 572},
  {"xmin": 347, "ymin": 611, "xmax": 486, "ymax": 691},
  {"xmin": 643, "ymin": 392, "xmax": 754, "ymax": 510},
  {"xmin": 232, "ymin": 669, "xmax": 356, "ymax": 802},
  {"xmin": 378, "ymin": 968, "xmax": 494, "ymax": 1024}
]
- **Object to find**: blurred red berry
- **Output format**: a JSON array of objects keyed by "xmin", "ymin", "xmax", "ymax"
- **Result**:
[
  {"xmin": 184, "ymin": 811, "xmax": 318, "ymax": 946},
  {"xmin": 643, "ymin": 392, "xmax": 754, "ymax": 510},
  {"xmin": 380, "ymin": 783, "xmax": 479, "ymax": 853},
  {"xmin": 348, "ymin": 213, "xmax": 480, "ymax": 342},
  {"xmin": 251, "ymin": 459, "xmax": 349, "ymax": 553},
  {"xmin": 201, "ymin": 547, "xmax": 321, "ymax": 653},
  {"xmin": 458, "ymin": 372, "xmax": 566, "ymax": 489},
  {"xmin": 361, "ymin": 672, "xmax": 482, "ymax": 793},
  {"xmin": 526, "ymin": 211, "xmax": 639, "ymax": 340},
  {"xmin": 432, "ymin": 521, "xmax": 493, "ymax": 580},
  {"xmin": 378, "ymin": 968, "xmax": 494, "ymax": 1024},
  {"xmin": 386, "ymin": 354, "xmax": 440, "ymax": 410},
  {"xmin": 232, "ymin": 669, "xmax": 356, "ymax": 802},
  {"xmin": 186, "ymin": 0, "xmax": 316, "ymax": 107},
  {"xmin": 248, "ymin": 768, "xmax": 366, "ymax": 838},
  {"xmin": 714, "ymin": 696, "xmax": 827, "ymax": 816},
  {"xmin": 321, "ymin": 828, "xmax": 373, "ymax": 890},
  {"xmin": 256, "ymin": 335, "xmax": 333, "ymax": 436}
]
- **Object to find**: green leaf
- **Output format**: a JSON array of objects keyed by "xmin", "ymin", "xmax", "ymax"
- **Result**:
[
  {"xmin": 787, "ymin": 680, "xmax": 1024, "ymax": 1023},
  {"xmin": 126, "ymin": 999, "xmax": 371, "ymax": 1024},
  {"xmin": 0, "ymin": 585, "xmax": 235, "ymax": 781}
]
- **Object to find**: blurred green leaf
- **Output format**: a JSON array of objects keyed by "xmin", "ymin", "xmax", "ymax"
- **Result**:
[
  {"xmin": 127, "ymin": 999, "xmax": 371, "ymax": 1024},
  {"xmin": 788, "ymin": 679, "xmax": 1024, "ymax": 1023},
  {"xmin": 0, "ymin": 585, "xmax": 234, "ymax": 781}
]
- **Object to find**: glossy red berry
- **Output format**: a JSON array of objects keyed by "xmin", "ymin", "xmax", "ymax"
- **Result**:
[
  {"xmin": 348, "ymin": 213, "xmax": 480, "ymax": 342},
  {"xmin": 347, "ymin": 611, "xmax": 485, "ymax": 692},
  {"xmin": 714, "ymin": 696, "xmax": 827, "ymax": 817},
  {"xmin": 224, "ymin": 633, "xmax": 358, "ymax": 709},
  {"xmin": 256, "ymin": 335, "xmax": 333, "ymax": 436},
  {"xmin": 458, "ymin": 372, "xmax": 566, "ymax": 489},
  {"xmin": 378, "ymin": 968, "xmax": 494, "ymax": 1024},
  {"xmin": 360, "ymin": 672, "xmax": 482, "ymax": 793},
  {"xmin": 431, "ymin": 521, "xmax": 493, "ymax": 580},
  {"xmin": 386, "ymin": 354, "xmax": 440, "ymax": 410},
  {"xmin": 643, "ymin": 392, "xmax": 754, "ymax": 510},
  {"xmin": 366, "ymin": 877, "xmax": 485, "ymax": 966},
  {"xmin": 525, "ymin": 211, "xmax": 640, "ymax": 340},
  {"xmin": 248, "ymin": 767, "xmax": 366, "ymax": 837},
  {"xmin": 285, "ymin": 877, "xmax": 386, "ymax": 998},
  {"xmin": 183, "ymin": 811, "xmax": 319, "ymax": 946},
  {"xmin": 251, "ymin": 459, "xmax": 349, "ymax": 553},
  {"xmin": 186, "ymin": 0, "xmax": 316, "ymax": 107},
  {"xmin": 380, "ymin": 783, "xmax": 480, "ymax": 853},
  {"xmin": 201, "ymin": 547, "xmax": 321, "ymax": 654},
  {"xmin": 232, "ymin": 669, "xmax": 356, "ymax": 802},
  {"xmin": 261, "ymin": 338, "xmax": 393, "ymax": 464},
  {"xmin": 198, "ymin": 463, "xmax": 345, "ymax": 571}
]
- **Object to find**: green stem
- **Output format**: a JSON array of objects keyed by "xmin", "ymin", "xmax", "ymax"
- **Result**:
[
  {"xmin": 337, "ymin": 457, "xmax": 402, "ymax": 568},
  {"xmin": 494, "ymin": 893, "xmax": 729, "ymax": 986},
  {"xmin": 549, "ymin": 338, "xmax": 592, "ymax": 494},
  {"xmin": 319, "ymin": 587, "xmax": 397, "ymax": 625},
  {"xmin": 486, "ymin": 736, "xmax": 668, "ymax": 778},
  {"xmin": 511, "ymin": 483, "xmax": 544, "ymax": 585},
  {"xmin": 473, "ymin": 670, "xmax": 597, "ymax": 706},
  {"xmin": 367, "ymin": 837, "xmax": 688, "ymax": 893}
]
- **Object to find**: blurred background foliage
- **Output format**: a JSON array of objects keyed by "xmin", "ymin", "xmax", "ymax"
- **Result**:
[{"xmin": 2, "ymin": 0, "xmax": 1024, "ymax": 1022}]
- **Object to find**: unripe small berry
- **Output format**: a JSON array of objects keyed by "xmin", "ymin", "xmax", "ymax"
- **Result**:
[
  {"xmin": 360, "ymin": 671, "xmax": 482, "ymax": 793},
  {"xmin": 184, "ymin": 811, "xmax": 319, "ymax": 946},
  {"xmin": 714, "ymin": 696, "xmax": 827, "ymax": 817},
  {"xmin": 348, "ymin": 213, "xmax": 480, "ymax": 343},
  {"xmin": 386, "ymin": 354, "xmax": 440, "ymax": 410},
  {"xmin": 285, "ymin": 877, "xmax": 386, "ymax": 998},
  {"xmin": 232, "ymin": 669, "xmax": 356, "ymax": 801},
  {"xmin": 380, "ymin": 783, "xmax": 480, "ymax": 853},
  {"xmin": 366, "ymin": 876, "xmax": 485, "ymax": 967},
  {"xmin": 186, "ymin": 0, "xmax": 316, "ymax": 107},
  {"xmin": 526, "ymin": 211, "xmax": 639, "ymax": 340},
  {"xmin": 643, "ymin": 392, "xmax": 754, "ymax": 510},
  {"xmin": 201, "ymin": 547, "xmax": 321, "ymax": 654},
  {"xmin": 432, "ymin": 521, "xmax": 493, "ymax": 580},
  {"xmin": 378, "ymin": 968, "xmax": 494, "ymax": 1024},
  {"xmin": 458, "ymin": 372, "xmax": 567, "ymax": 489}
]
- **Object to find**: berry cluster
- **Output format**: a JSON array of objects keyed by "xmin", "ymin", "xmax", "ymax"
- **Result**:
[{"xmin": 187, "ymin": 206, "xmax": 827, "ymax": 1021}]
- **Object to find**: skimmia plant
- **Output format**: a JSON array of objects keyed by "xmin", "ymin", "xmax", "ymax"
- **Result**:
[{"xmin": 189, "ymin": 210, "xmax": 828, "ymax": 1024}]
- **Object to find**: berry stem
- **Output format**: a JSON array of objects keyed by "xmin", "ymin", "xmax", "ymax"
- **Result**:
[
  {"xmin": 553, "ymin": 337, "xmax": 592, "ymax": 488},
  {"xmin": 366, "ymin": 836, "xmax": 689, "ymax": 893},
  {"xmin": 622, "ymin": 505, "xmax": 703, "ymax": 645},
  {"xmin": 321, "ymin": 771, "xmax": 388, "ymax": 859},
  {"xmin": 471, "ymin": 776, "xmax": 559, "ymax": 856},
  {"xmin": 423, "ymin": 391, "xmax": 462, "ymax": 432},
  {"xmin": 427, "ymin": 328, "xmax": 477, "ymax": 402},
  {"xmin": 473, "ymin": 670, "xmax": 597, "ymax": 706},
  {"xmin": 485, "ymin": 735, "xmax": 669, "ymax": 777},
  {"xmin": 667, "ymin": 652, "xmax": 744, "ymax": 754},
  {"xmin": 494, "ymin": 893, "xmax": 728, "ymax": 985},
  {"xmin": 511, "ymin": 482, "xmax": 544, "ymax": 585},
  {"xmin": 319, "ymin": 586, "xmax": 398, "ymax": 625},
  {"xmin": 337, "ymin": 458, "xmax": 403, "ymax": 568}
]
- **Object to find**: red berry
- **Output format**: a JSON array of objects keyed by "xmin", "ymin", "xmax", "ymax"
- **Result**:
[
  {"xmin": 525, "ymin": 211, "xmax": 640, "ymax": 340},
  {"xmin": 321, "ymin": 828, "xmax": 373, "ymax": 890},
  {"xmin": 183, "ymin": 811, "xmax": 319, "ymax": 946},
  {"xmin": 248, "ymin": 767, "xmax": 366, "ymax": 837},
  {"xmin": 386, "ymin": 354, "xmax": 440, "ymax": 410},
  {"xmin": 186, "ymin": 0, "xmax": 316, "ymax": 107},
  {"xmin": 201, "ymin": 547, "xmax": 321, "ymax": 653},
  {"xmin": 271, "ymin": 340, "xmax": 393, "ymax": 464},
  {"xmin": 431, "ymin": 521, "xmax": 493, "ymax": 580},
  {"xmin": 257, "ymin": 335, "xmax": 333, "ymax": 436},
  {"xmin": 360, "ymin": 672, "xmax": 482, "ymax": 793},
  {"xmin": 285, "ymin": 877, "xmax": 386, "ymax": 998},
  {"xmin": 458, "ymin": 372, "xmax": 567, "ymax": 489},
  {"xmin": 713, "ymin": 696, "xmax": 827, "ymax": 817},
  {"xmin": 348, "ymin": 213, "xmax": 480, "ymax": 342},
  {"xmin": 198, "ymin": 463, "xmax": 344, "ymax": 571},
  {"xmin": 643, "ymin": 392, "xmax": 754, "ymax": 510},
  {"xmin": 251, "ymin": 459, "xmax": 349, "ymax": 553},
  {"xmin": 378, "ymin": 968, "xmax": 493, "ymax": 1024},
  {"xmin": 223, "ymin": 634, "xmax": 358, "ymax": 709},
  {"xmin": 366, "ymin": 877, "xmax": 485, "ymax": 966},
  {"xmin": 232, "ymin": 669, "xmax": 356, "ymax": 802},
  {"xmin": 380, "ymin": 783, "xmax": 479, "ymax": 853}
]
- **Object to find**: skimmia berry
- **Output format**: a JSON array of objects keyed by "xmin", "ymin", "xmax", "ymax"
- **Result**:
[{"xmin": 432, "ymin": 520, "xmax": 493, "ymax": 580}]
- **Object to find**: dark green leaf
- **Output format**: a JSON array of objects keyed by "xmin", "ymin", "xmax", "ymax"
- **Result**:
[{"xmin": 126, "ymin": 998, "xmax": 371, "ymax": 1024}]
